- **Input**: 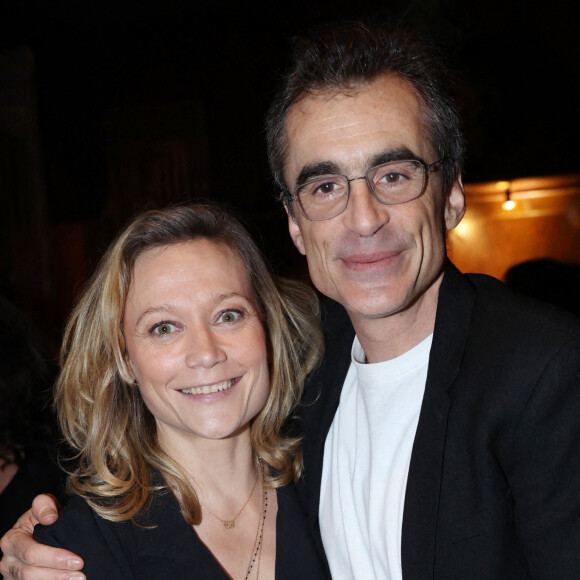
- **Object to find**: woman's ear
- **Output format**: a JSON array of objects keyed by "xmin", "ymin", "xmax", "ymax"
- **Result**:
[{"xmin": 122, "ymin": 354, "xmax": 137, "ymax": 383}]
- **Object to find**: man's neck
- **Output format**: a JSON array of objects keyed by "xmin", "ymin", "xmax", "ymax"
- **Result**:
[{"xmin": 351, "ymin": 274, "xmax": 443, "ymax": 363}]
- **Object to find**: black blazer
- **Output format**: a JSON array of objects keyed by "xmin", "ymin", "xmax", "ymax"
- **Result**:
[
  {"xmin": 298, "ymin": 262, "xmax": 580, "ymax": 579},
  {"xmin": 34, "ymin": 482, "xmax": 330, "ymax": 579}
]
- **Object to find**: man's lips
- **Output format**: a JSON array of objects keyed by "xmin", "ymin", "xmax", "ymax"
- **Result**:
[
  {"xmin": 179, "ymin": 378, "xmax": 238, "ymax": 395},
  {"xmin": 339, "ymin": 250, "xmax": 403, "ymax": 270}
]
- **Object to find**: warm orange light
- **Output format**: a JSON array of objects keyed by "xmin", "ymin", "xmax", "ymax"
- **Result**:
[
  {"xmin": 496, "ymin": 180, "xmax": 511, "ymax": 191},
  {"xmin": 502, "ymin": 200, "xmax": 516, "ymax": 211},
  {"xmin": 454, "ymin": 221, "xmax": 471, "ymax": 236}
]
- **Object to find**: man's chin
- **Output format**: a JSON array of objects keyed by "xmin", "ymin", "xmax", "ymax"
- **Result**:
[{"xmin": 342, "ymin": 288, "xmax": 406, "ymax": 321}]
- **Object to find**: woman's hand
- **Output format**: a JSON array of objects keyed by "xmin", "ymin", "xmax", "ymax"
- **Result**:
[{"xmin": 0, "ymin": 494, "xmax": 85, "ymax": 580}]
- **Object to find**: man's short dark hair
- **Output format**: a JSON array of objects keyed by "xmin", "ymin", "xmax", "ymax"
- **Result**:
[{"xmin": 266, "ymin": 21, "xmax": 465, "ymax": 202}]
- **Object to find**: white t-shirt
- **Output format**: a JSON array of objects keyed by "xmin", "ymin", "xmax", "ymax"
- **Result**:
[{"xmin": 319, "ymin": 333, "xmax": 432, "ymax": 580}]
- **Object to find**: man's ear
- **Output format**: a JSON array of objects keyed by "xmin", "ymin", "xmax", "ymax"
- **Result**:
[
  {"xmin": 445, "ymin": 176, "xmax": 466, "ymax": 230},
  {"xmin": 283, "ymin": 200, "xmax": 306, "ymax": 255}
]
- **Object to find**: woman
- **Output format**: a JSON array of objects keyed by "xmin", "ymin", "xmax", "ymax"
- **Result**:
[{"xmin": 33, "ymin": 204, "xmax": 328, "ymax": 579}]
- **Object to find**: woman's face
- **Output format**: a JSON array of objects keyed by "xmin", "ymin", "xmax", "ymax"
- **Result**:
[{"xmin": 123, "ymin": 239, "xmax": 270, "ymax": 450}]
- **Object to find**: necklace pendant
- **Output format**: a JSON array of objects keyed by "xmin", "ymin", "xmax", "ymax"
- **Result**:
[{"xmin": 223, "ymin": 520, "xmax": 235, "ymax": 529}]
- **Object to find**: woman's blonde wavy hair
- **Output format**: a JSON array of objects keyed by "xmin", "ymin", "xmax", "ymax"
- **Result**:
[{"xmin": 56, "ymin": 203, "xmax": 323, "ymax": 525}]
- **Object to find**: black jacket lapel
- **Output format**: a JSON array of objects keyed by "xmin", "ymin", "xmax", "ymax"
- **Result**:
[
  {"xmin": 298, "ymin": 299, "xmax": 355, "ymax": 524},
  {"xmin": 401, "ymin": 262, "xmax": 475, "ymax": 578}
]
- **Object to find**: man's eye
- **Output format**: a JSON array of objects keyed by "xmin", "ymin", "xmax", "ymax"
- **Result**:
[
  {"xmin": 218, "ymin": 310, "xmax": 243, "ymax": 323},
  {"xmin": 373, "ymin": 161, "xmax": 419, "ymax": 187},
  {"xmin": 307, "ymin": 178, "xmax": 346, "ymax": 198},
  {"xmin": 379, "ymin": 171, "xmax": 404, "ymax": 184},
  {"xmin": 314, "ymin": 181, "xmax": 339, "ymax": 195},
  {"xmin": 151, "ymin": 322, "xmax": 177, "ymax": 335}
]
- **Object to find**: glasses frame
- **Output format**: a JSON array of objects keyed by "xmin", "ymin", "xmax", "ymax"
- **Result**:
[{"xmin": 288, "ymin": 158, "xmax": 446, "ymax": 222}]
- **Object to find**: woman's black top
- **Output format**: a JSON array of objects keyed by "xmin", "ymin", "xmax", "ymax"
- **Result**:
[{"xmin": 34, "ymin": 479, "xmax": 330, "ymax": 579}]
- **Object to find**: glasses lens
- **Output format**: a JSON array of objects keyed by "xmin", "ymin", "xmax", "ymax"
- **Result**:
[
  {"xmin": 297, "ymin": 175, "xmax": 349, "ymax": 220},
  {"xmin": 369, "ymin": 160, "xmax": 424, "ymax": 204}
]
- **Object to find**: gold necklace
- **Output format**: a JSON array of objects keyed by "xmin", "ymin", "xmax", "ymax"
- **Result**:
[
  {"xmin": 201, "ymin": 462, "xmax": 259, "ymax": 530},
  {"xmin": 245, "ymin": 458, "xmax": 267, "ymax": 580}
]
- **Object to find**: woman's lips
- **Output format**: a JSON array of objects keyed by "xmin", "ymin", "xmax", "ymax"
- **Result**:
[{"xmin": 179, "ymin": 378, "xmax": 238, "ymax": 395}]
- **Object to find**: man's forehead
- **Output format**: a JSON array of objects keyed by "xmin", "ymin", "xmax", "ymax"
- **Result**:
[
  {"xmin": 283, "ymin": 75, "xmax": 430, "ymax": 181},
  {"xmin": 287, "ymin": 74, "xmax": 420, "ymax": 121}
]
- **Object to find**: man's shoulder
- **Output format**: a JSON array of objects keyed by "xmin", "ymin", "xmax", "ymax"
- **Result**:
[
  {"xmin": 445, "ymin": 264, "xmax": 580, "ymax": 326},
  {"xmin": 467, "ymin": 270, "xmax": 580, "ymax": 331},
  {"xmin": 443, "ymin": 266, "xmax": 580, "ymax": 363}
]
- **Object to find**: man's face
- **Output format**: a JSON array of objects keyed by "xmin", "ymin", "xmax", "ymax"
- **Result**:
[{"xmin": 283, "ymin": 75, "xmax": 465, "ymax": 328}]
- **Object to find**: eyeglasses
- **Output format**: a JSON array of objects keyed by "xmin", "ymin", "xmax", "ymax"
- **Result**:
[{"xmin": 289, "ymin": 158, "xmax": 445, "ymax": 221}]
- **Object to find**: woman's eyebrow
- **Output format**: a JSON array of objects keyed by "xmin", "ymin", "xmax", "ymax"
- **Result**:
[
  {"xmin": 135, "ymin": 305, "xmax": 173, "ymax": 327},
  {"xmin": 133, "ymin": 293, "xmax": 252, "ymax": 327}
]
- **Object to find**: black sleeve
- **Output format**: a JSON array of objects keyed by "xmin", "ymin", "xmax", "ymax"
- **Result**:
[
  {"xmin": 33, "ymin": 496, "xmax": 135, "ymax": 579},
  {"xmin": 502, "ymin": 336, "xmax": 580, "ymax": 577}
]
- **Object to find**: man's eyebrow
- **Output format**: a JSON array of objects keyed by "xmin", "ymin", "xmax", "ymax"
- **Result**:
[
  {"xmin": 367, "ymin": 147, "xmax": 426, "ymax": 168},
  {"xmin": 295, "ymin": 161, "xmax": 342, "ymax": 188},
  {"xmin": 294, "ymin": 147, "xmax": 427, "ymax": 189}
]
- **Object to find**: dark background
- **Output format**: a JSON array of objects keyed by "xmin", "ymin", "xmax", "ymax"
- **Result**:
[{"xmin": 0, "ymin": 0, "xmax": 578, "ymax": 350}]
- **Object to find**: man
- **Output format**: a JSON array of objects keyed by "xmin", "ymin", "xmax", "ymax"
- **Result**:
[{"xmin": 2, "ymin": 22, "xmax": 580, "ymax": 580}]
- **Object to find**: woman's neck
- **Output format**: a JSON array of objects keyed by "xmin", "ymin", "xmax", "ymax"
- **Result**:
[{"xmin": 156, "ymin": 425, "xmax": 258, "ymax": 510}]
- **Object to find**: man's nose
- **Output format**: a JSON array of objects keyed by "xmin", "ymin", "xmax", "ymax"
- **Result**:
[
  {"xmin": 342, "ymin": 178, "xmax": 389, "ymax": 236},
  {"xmin": 184, "ymin": 326, "xmax": 226, "ymax": 369}
]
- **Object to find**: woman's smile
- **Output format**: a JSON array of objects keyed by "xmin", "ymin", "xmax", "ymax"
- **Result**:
[{"xmin": 179, "ymin": 377, "xmax": 238, "ymax": 396}]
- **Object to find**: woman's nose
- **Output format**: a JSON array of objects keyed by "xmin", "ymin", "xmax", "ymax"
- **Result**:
[{"xmin": 184, "ymin": 326, "xmax": 226, "ymax": 369}]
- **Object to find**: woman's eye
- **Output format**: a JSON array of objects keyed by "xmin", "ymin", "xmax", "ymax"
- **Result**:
[
  {"xmin": 218, "ymin": 310, "xmax": 243, "ymax": 324},
  {"xmin": 151, "ymin": 322, "xmax": 177, "ymax": 335}
]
